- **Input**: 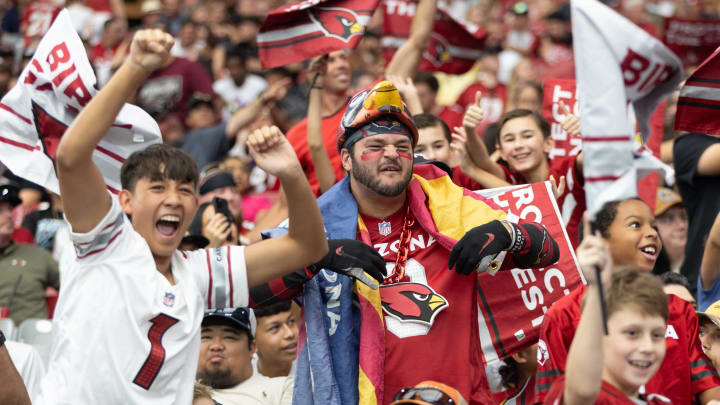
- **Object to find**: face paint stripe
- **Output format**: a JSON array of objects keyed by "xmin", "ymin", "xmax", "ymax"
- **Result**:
[
  {"xmin": 398, "ymin": 152, "xmax": 412, "ymax": 160},
  {"xmin": 360, "ymin": 151, "xmax": 384, "ymax": 160}
]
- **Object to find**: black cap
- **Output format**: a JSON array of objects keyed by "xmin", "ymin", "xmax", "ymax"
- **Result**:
[
  {"xmin": 546, "ymin": 3, "xmax": 570, "ymax": 22},
  {"xmin": 199, "ymin": 170, "xmax": 236, "ymax": 195},
  {"xmin": 203, "ymin": 307, "xmax": 255, "ymax": 338},
  {"xmin": 0, "ymin": 185, "xmax": 21, "ymax": 207},
  {"xmin": 187, "ymin": 93, "xmax": 214, "ymax": 112},
  {"xmin": 180, "ymin": 231, "xmax": 210, "ymax": 250}
]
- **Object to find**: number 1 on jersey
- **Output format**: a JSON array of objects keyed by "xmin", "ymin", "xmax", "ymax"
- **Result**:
[{"xmin": 133, "ymin": 313, "xmax": 179, "ymax": 390}]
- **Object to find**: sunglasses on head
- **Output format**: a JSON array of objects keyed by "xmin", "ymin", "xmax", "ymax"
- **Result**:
[{"xmin": 393, "ymin": 387, "xmax": 455, "ymax": 405}]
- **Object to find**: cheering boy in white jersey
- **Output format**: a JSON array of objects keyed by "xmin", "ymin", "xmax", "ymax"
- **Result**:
[{"xmin": 32, "ymin": 29, "xmax": 328, "ymax": 404}]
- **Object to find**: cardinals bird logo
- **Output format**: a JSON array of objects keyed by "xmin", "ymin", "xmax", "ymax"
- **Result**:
[
  {"xmin": 308, "ymin": 7, "xmax": 364, "ymax": 43},
  {"xmin": 380, "ymin": 282, "xmax": 449, "ymax": 326},
  {"xmin": 31, "ymin": 100, "xmax": 68, "ymax": 163},
  {"xmin": 423, "ymin": 33, "xmax": 452, "ymax": 68}
]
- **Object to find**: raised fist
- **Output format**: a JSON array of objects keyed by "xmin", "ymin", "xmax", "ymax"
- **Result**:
[{"xmin": 128, "ymin": 29, "xmax": 174, "ymax": 73}]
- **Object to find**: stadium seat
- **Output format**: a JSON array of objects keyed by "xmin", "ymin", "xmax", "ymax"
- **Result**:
[
  {"xmin": 17, "ymin": 319, "xmax": 54, "ymax": 366},
  {"xmin": 0, "ymin": 318, "xmax": 17, "ymax": 341}
]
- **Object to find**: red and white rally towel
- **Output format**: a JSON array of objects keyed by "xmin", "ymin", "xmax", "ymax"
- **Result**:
[
  {"xmin": 674, "ymin": 46, "xmax": 720, "ymax": 135},
  {"xmin": 381, "ymin": 0, "xmax": 485, "ymax": 74},
  {"xmin": 257, "ymin": 0, "xmax": 379, "ymax": 69},
  {"xmin": 474, "ymin": 182, "xmax": 583, "ymax": 392},
  {"xmin": 0, "ymin": 9, "xmax": 161, "ymax": 195},
  {"xmin": 571, "ymin": 0, "xmax": 680, "ymax": 216}
]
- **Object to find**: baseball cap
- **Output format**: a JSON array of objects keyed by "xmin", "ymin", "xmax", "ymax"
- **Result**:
[
  {"xmin": 203, "ymin": 307, "xmax": 256, "ymax": 338},
  {"xmin": 180, "ymin": 230, "xmax": 209, "ymax": 250},
  {"xmin": 337, "ymin": 80, "xmax": 418, "ymax": 153},
  {"xmin": 512, "ymin": 2, "xmax": 529, "ymax": 15},
  {"xmin": 188, "ymin": 94, "xmax": 215, "ymax": 112},
  {"xmin": 198, "ymin": 166, "xmax": 236, "ymax": 195},
  {"xmin": 390, "ymin": 381, "xmax": 468, "ymax": 405},
  {"xmin": 0, "ymin": 185, "xmax": 21, "ymax": 207},
  {"xmin": 141, "ymin": 0, "xmax": 162, "ymax": 15},
  {"xmin": 654, "ymin": 187, "xmax": 683, "ymax": 217},
  {"xmin": 699, "ymin": 300, "xmax": 720, "ymax": 329}
]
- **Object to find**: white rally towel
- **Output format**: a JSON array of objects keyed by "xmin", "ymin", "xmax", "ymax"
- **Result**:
[
  {"xmin": 571, "ymin": 0, "xmax": 682, "ymax": 216},
  {"xmin": 0, "ymin": 9, "xmax": 161, "ymax": 195}
]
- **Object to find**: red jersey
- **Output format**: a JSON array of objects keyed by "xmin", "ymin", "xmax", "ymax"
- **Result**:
[
  {"xmin": 544, "ymin": 375, "xmax": 672, "ymax": 405},
  {"xmin": 359, "ymin": 206, "xmax": 489, "ymax": 405},
  {"xmin": 534, "ymin": 285, "xmax": 719, "ymax": 405},
  {"xmin": 286, "ymin": 105, "xmax": 348, "ymax": 197},
  {"xmin": 495, "ymin": 376, "xmax": 535, "ymax": 404},
  {"xmin": 436, "ymin": 104, "xmax": 464, "ymax": 131},
  {"xmin": 457, "ymin": 82, "xmax": 507, "ymax": 125},
  {"xmin": 21, "ymin": 1, "xmax": 61, "ymax": 47},
  {"xmin": 501, "ymin": 156, "xmax": 585, "ymax": 248}
]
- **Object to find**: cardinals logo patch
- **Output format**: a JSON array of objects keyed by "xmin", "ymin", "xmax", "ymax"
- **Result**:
[
  {"xmin": 308, "ymin": 7, "xmax": 364, "ymax": 43},
  {"xmin": 380, "ymin": 282, "xmax": 448, "ymax": 327},
  {"xmin": 423, "ymin": 33, "xmax": 452, "ymax": 68}
]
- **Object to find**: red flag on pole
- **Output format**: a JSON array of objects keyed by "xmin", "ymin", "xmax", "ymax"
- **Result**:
[
  {"xmin": 257, "ymin": 0, "xmax": 379, "ymax": 69},
  {"xmin": 674, "ymin": 46, "xmax": 720, "ymax": 135},
  {"xmin": 381, "ymin": 0, "xmax": 485, "ymax": 74}
]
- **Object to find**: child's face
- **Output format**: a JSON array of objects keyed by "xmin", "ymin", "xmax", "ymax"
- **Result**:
[
  {"xmin": 498, "ymin": 116, "xmax": 552, "ymax": 175},
  {"xmin": 605, "ymin": 200, "xmax": 661, "ymax": 272},
  {"xmin": 603, "ymin": 308, "xmax": 666, "ymax": 396},
  {"xmin": 700, "ymin": 321, "xmax": 720, "ymax": 370}
]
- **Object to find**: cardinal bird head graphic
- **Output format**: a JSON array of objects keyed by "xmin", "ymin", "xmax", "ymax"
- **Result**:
[
  {"xmin": 308, "ymin": 7, "xmax": 364, "ymax": 43},
  {"xmin": 380, "ymin": 282, "xmax": 449, "ymax": 326},
  {"xmin": 423, "ymin": 33, "xmax": 452, "ymax": 67}
]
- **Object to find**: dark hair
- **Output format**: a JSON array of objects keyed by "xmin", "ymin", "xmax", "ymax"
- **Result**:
[
  {"xmin": 413, "ymin": 72, "xmax": 439, "ymax": 93},
  {"xmin": 120, "ymin": 144, "xmax": 199, "ymax": 192},
  {"xmin": 498, "ymin": 357, "xmax": 523, "ymax": 389},
  {"xmin": 591, "ymin": 197, "xmax": 644, "ymax": 239},
  {"xmin": 413, "ymin": 114, "xmax": 451, "ymax": 143},
  {"xmin": 659, "ymin": 271, "xmax": 692, "ymax": 290},
  {"xmin": 512, "ymin": 81, "xmax": 543, "ymax": 104},
  {"xmin": 498, "ymin": 109, "xmax": 550, "ymax": 143},
  {"xmin": 225, "ymin": 45, "xmax": 247, "ymax": 64},
  {"xmin": 254, "ymin": 301, "xmax": 292, "ymax": 319}
]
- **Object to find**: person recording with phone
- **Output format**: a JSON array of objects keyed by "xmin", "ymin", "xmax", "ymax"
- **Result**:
[{"xmin": 187, "ymin": 197, "xmax": 239, "ymax": 248}]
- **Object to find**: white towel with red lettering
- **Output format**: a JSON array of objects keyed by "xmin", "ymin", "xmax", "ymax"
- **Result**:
[
  {"xmin": 0, "ymin": 9, "xmax": 161, "ymax": 195},
  {"xmin": 572, "ymin": 0, "xmax": 681, "ymax": 216}
]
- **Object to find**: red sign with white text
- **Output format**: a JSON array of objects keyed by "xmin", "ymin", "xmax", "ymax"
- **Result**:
[
  {"xmin": 663, "ymin": 17, "xmax": 720, "ymax": 67},
  {"xmin": 475, "ymin": 182, "xmax": 584, "ymax": 365},
  {"xmin": 541, "ymin": 79, "xmax": 581, "ymax": 160}
]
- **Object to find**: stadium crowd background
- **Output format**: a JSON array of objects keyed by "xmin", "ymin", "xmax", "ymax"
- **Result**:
[{"xmin": 1, "ymin": 0, "xmax": 720, "ymax": 403}]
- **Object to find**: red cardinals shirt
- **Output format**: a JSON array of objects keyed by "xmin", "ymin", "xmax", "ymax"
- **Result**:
[
  {"xmin": 21, "ymin": 1, "xmax": 61, "ymax": 47},
  {"xmin": 534, "ymin": 285, "xmax": 719, "ymax": 405},
  {"xmin": 543, "ymin": 376, "xmax": 671, "ymax": 405},
  {"xmin": 286, "ymin": 104, "xmax": 348, "ymax": 197},
  {"xmin": 501, "ymin": 155, "xmax": 585, "ymax": 248},
  {"xmin": 359, "ymin": 206, "xmax": 489, "ymax": 405},
  {"xmin": 495, "ymin": 376, "xmax": 535, "ymax": 404}
]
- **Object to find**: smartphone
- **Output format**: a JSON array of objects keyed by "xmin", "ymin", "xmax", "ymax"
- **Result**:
[{"xmin": 212, "ymin": 197, "xmax": 235, "ymax": 242}]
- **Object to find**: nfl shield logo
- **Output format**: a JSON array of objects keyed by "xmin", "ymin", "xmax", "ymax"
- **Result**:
[
  {"xmin": 163, "ymin": 292, "xmax": 175, "ymax": 307},
  {"xmin": 378, "ymin": 221, "xmax": 391, "ymax": 236}
]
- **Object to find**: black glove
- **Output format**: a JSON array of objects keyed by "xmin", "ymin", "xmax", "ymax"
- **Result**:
[
  {"xmin": 309, "ymin": 239, "xmax": 386, "ymax": 289},
  {"xmin": 449, "ymin": 220, "xmax": 512, "ymax": 275}
]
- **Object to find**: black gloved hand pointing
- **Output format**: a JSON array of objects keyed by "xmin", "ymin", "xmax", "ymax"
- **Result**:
[{"xmin": 309, "ymin": 239, "xmax": 387, "ymax": 289}]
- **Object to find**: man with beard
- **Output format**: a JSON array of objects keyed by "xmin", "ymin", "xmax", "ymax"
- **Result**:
[
  {"xmin": 197, "ymin": 307, "xmax": 293, "ymax": 405},
  {"xmin": 291, "ymin": 80, "xmax": 560, "ymax": 405}
]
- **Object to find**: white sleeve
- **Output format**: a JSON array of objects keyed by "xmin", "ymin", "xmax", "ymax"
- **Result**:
[
  {"xmin": 65, "ymin": 195, "xmax": 127, "ymax": 261},
  {"xmin": 192, "ymin": 245, "xmax": 249, "ymax": 309}
]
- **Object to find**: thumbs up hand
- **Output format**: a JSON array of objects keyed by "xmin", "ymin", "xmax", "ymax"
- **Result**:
[
  {"xmin": 559, "ymin": 100, "xmax": 581, "ymax": 137},
  {"xmin": 462, "ymin": 91, "xmax": 484, "ymax": 132}
]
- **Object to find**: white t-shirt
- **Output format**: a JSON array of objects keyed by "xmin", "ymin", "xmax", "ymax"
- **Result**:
[
  {"xmin": 211, "ymin": 372, "xmax": 293, "ymax": 405},
  {"xmin": 213, "ymin": 75, "xmax": 267, "ymax": 119},
  {"xmin": 36, "ymin": 196, "xmax": 249, "ymax": 404},
  {"xmin": 6, "ymin": 341, "xmax": 46, "ymax": 401}
]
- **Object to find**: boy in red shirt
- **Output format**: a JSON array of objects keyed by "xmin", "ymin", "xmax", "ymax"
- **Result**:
[
  {"xmin": 536, "ymin": 200, "xmax": 720, "ymax": 404},
  {"xmin": 544, "ymin": 223, "xmax": 670, "ymax": 404}
]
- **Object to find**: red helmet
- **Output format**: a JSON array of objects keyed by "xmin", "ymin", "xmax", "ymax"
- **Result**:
[{"xmin": 336, "ymin": 80, "xmax": 418, "ymax": 153}]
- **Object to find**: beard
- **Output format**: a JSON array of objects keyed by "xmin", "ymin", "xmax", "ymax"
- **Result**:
[
  {"xmin": 351, "ymin": 156, "xmax": 413, "ymax": 197},
  {"xmin": 197, "ymin": 367, "xmax": 237, "ymax": 389}
]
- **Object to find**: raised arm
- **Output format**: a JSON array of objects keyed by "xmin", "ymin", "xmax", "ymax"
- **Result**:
[
  {"xmin": 225, "ymin": 77, "xmax": 291, "ymax": 139},
  {"xmin": 306, "ymin": 56, "xmax": 338, "ymax": 194},
  {"xmin": 563, "ymin": 220, "xmax": 612, "ymax": 405},
  {"xmin": 384, "ymin": 0, "xmax": 437, "ymax": 78},
  {"xmin": 56, "ymin": 29, "xmax": 173, "ymax": 233},
  {"xmin": 462, "ymin": 91, "xmax": 506, "ymax": 180},
  {"xmin": 451, "ymin": 126, "xmax": 510, "ymax": 189},
  {"xmin": 0, "ymin": 336, "xmax": 31, "ymax": 405},
  {"xmin": 243, "ymin": 126, "xmax": 328, "ymax": 287}
]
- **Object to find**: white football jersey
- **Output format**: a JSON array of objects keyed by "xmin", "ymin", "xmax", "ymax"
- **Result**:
[{"xmin": 35, "ymin": 196, "xmax": 248, "ymax": 404}]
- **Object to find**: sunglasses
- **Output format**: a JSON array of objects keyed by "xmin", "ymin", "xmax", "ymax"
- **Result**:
[{"xmin": 393, "ymin": 387, "xmax": 455, "ymax": 404}]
